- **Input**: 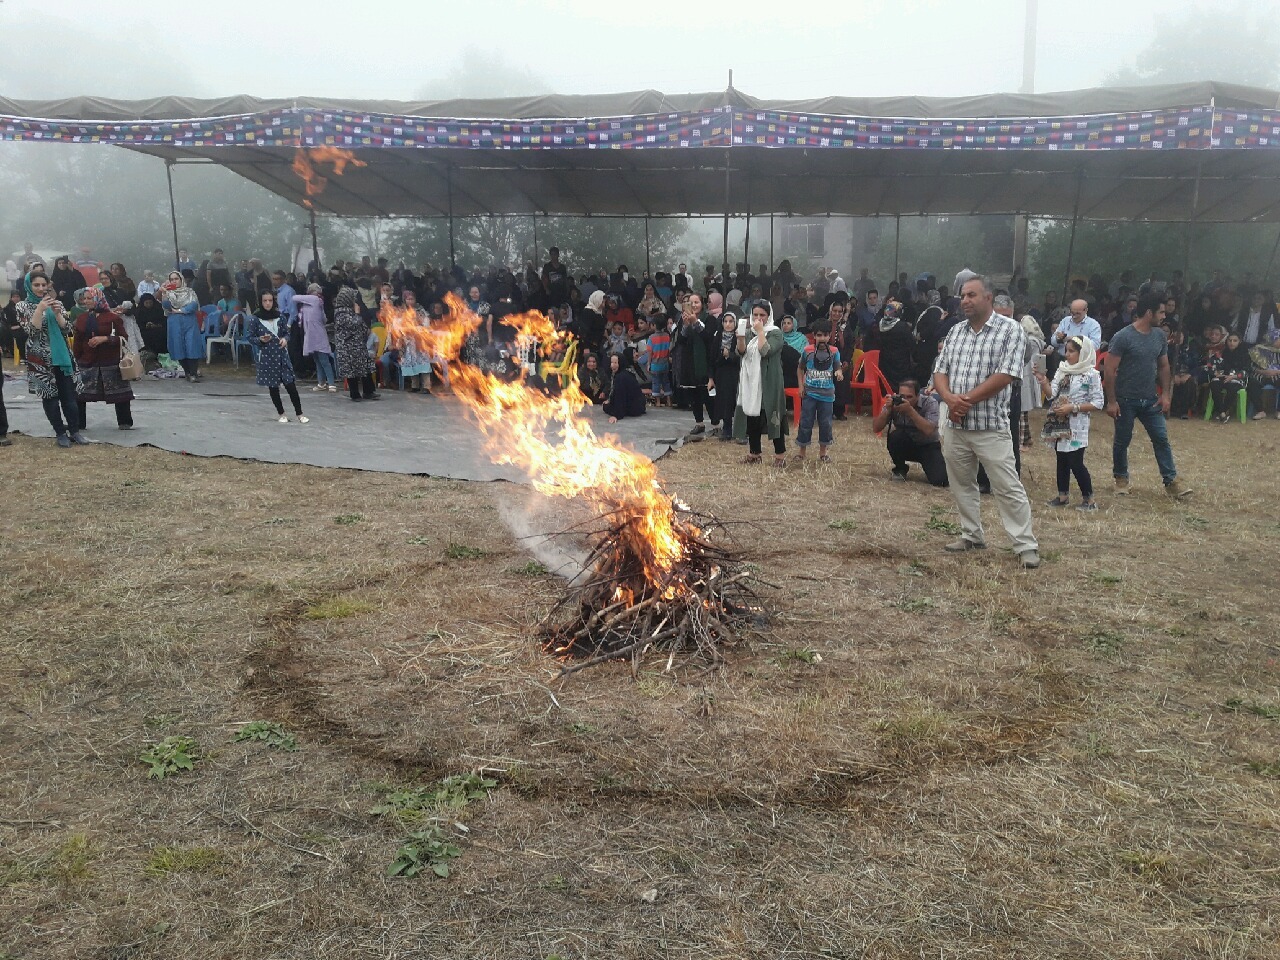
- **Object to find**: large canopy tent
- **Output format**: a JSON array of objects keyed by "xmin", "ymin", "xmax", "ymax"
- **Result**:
[{"xmin": 3, "ymin": 81, "xmax": 1280, "ymax": 276}]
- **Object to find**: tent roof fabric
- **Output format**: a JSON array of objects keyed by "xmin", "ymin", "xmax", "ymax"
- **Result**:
[{"xmin": 2, "ymin": 83, "xmax": 1279, "ymax": 222}]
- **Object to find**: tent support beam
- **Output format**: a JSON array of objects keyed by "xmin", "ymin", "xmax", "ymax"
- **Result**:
[
  {"xmin": 308, "ymin": 207, "xmax": 321, "ymax": 274},
  {"xmin": 722, "ymin": 151, "xmax": 731, "ymax": 270},
  {"xmin": 1183, "ymin": 158, "xmax": 1204, "ymax": 281},
  {"xmin": 1061, "ymin": 171, "xmax": 1085, "ymax": 302},
  {"xmin": 644, "ymin": 216, "xmax": 651, "ymax": 277},
  {"xmin": 893, "ymin": 215, "xmax": 901, "ymax": 280},
  {"xmin": 1263, "ymin": 224, "xmax": 1280, "ymax": 285},
  {"xmin": 743, "ymin": 185, "xmax": 752, "ymax": 271},
  {"xmin": 165, "ymin": 160, "xmax": 181, "ymax": 270},
  {"xmin": 532, "ymin": 214, "xmax": 539, "ymax": 266},
  {"xmin": 447, "ymin": 165, "xmax": 456, "ymax": 270},
  {"xmin": 769, "ymin": 214, "xmax": 774, "ymax": 273}
]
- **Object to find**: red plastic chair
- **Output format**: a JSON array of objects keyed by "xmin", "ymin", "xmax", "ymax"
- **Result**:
[
  {"xmin": 783, "ymin": 387, "xmax": 802, "ymax": 426},
  {"xmin": 849, "ymin": 349, "xmax": 893, "ymax": 419}
]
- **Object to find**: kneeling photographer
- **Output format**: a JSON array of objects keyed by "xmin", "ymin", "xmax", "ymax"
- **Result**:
[{"xmin": 872, "ymin": 379, "xmax": 949, "ymax": 487}]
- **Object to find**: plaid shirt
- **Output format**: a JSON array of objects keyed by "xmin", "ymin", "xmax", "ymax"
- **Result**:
[{"xmin": 934, "ymin": 312, "xmax": 1025, "ymax": 431}]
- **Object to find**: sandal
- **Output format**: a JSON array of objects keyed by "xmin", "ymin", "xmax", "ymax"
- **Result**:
[
  {"xmin": 740, "ymin": 454, "xmax": 762, "ymax": 465},
  {"xmin": 819, "ymin": 455, "xmax": 832, "ymax": 463},
  {"xmin": 772, "ymin": 456, "xmax": 787, "ymax": 469}
]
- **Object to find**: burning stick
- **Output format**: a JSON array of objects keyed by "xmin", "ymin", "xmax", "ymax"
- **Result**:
[
  {"xmin": 291, "ymin": 146, "xmax": 368, "ymax": 209},
  {"xmin": 381, "ymin": 294, "xmax": 768, "ymax": 672}
]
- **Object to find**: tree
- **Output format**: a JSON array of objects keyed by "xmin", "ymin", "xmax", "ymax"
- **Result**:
[{"xmin": 1106, "ymin": 4, "xmax": 1280, "ymax": 89}]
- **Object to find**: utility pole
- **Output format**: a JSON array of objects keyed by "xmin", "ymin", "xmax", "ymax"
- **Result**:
[{"xmin": 1013, "ymin": 0, "xmax": 1037, "ymax": 279}]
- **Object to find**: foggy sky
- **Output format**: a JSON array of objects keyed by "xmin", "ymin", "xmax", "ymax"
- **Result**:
[{"xmin": 0, "ymin": 0, "xmax": 1234, "ymax": 103}]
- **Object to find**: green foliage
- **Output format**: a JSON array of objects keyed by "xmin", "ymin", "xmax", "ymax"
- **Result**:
[
  {"xmin": 445, "ymin": 543, "xmax": 486, "ymax": 560},
  {"xmin": 1246, "ymin": 760, "xmax": 1280, "ymax": 778},
  {"xmin": 371, "ymin": 773, "xmax": 498, "ymax": 817},
  {"xmin": 827, "ymin": 518, "xmax": 857, "ymax": 531},
  {"xmin": 139, "ymin": 736, "xmax": 200, "ymax": 779},
  {"xmin": 233, "ymin": 721, "xmax": 298, "ymax": 752},
  {"xmin": 303, "ymin": 597, "xmax": 372, "ymax": 620},
  {"xmin": 1083, "ymin": 631, "xmax": 1127, "ymax": 657},
  {"xmin": 406, "ymin": 535, "xmax": 432, "ymax": 546},
  {"xmin": 925, "ymin": 507, "xmax": 962, "ymax": 536},
  {"xmin": 145, "ymin": 846, "xmax": 223, "ymax": 876},
  {"xmin": 892, "ymin": 596, "xmax": 935, "ymax": 614},
  {"xmin": 51, "ymin": 834, "xmax": 95, "ymax": 883},
  {"xmin": 387, "ymin": 824, "xmax": 461, "ymax": 879},
  {"xmin": 333, "ymin": 514, "xmax": 364, "ymax": 525},
  {"xmin": 1223, "ymin": 698, "xmax": 1280, "ymax": 721},
  {"xmin": 516, "ymin": 560, "xmax": 548, "ymax": 576},
  {"xmin": 1089, "ymin": 572, "xmax": 1123, "ymax": 585}
]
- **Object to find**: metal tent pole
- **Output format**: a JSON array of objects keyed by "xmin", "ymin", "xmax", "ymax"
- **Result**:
[
  {"xmin": 1183, "ymin": 157, "xmax": 1204, "ymax": 284},
  {"xmin": 532, "ymin": 214, "xmax": 539, "ymax": 267},
  {"xmin": 308, "ymin": 208, "xmax": 321, "ymax": 275},
  {"xmin": 1061, "ymin": 172, "xmax": 1085, "ymax": 302},
  {"xmin": 722, "ymin": 151, "xmax": 731, "ymax": 273},
  {"xmin": 446, "ymin": 164, "xmax": 457, "ymax": 271},
  {"xmin": 644, "ymin": 216, "xmax": 651, "ymax": 276},
  {"xmin": 769, "ymin": 214, "xmax": 775, "ymax": 273},
  {"xmin": 165, "ymin": 160, "xmax": 181, "ymax": 270},
  {"xmin": 743, "ymin": 210, "xmax": 751, "ymax": 272},
  {"xmin": 893, "ymin": 215, "xmax": 901, "ymax": 281},
  {"xmin": 1263, "ymin": 224, "xmax": 1280, "ymax": 286}
]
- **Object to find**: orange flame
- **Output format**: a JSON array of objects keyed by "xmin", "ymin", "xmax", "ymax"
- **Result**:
[
  {"xmin": 380, "ymin": 294, "xmax": 692, "ymax": 581},
  {"xmin": 291, "ymin": 147, "xmax": 368, "ymax": 209}
]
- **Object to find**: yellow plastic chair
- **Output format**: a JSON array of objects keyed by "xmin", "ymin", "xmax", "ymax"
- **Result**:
[{"xmin": 540, "ymin": 338, "xmax": 579, "ymax": 389}]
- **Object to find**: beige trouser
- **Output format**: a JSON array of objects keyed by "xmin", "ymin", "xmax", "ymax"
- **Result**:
[{"xmin": 940, "ymin": 423, "xmax": 1038, "ymax": 555}]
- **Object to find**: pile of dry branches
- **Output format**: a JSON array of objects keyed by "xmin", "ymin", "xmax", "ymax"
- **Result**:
[{"xmin": 538, "ymin": 508, "xmax": 766, "ymax": 675}]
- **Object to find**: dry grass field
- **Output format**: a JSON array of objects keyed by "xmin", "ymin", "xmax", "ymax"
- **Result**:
[{"xmin": 1, "ymin": 406, "xmax": 1278, "ymax": 959}]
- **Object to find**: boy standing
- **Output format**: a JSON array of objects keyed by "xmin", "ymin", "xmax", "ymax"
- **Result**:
[
  {"xmin": 645, "ymin": 317, "xmax": 673, "ymax": 406},
  {"xmin": 793, "ymin": 320, "xmax": 842, "ymax": 463}
]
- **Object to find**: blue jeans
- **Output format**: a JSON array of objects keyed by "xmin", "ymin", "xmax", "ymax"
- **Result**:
[
  {"xmin": 1112, "ymin": 396, "xmax": 1177, "ymax": 484},
  {"xmin": 649, "ymin": 368, "xmax": 671, "ymax": 398},
  {"xmin": 796, "ymin": 396, "xmax": 833, "ymax": 447},
  {"xmin": 310, "ymin": 351, "xmax": 335, "ymax": 386}
]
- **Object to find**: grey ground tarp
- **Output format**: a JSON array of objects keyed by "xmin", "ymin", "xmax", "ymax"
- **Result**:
[{"xmin": 0, "ymin": 374, "xmax": 686, "ymax": 481}]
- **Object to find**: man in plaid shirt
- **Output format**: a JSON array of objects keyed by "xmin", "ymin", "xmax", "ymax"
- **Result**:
[{"xmin": 933, "ymin": 275, "xmax": 1040, "ymax": 569}]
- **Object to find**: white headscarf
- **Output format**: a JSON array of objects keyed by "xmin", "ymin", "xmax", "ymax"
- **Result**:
[
  {"xmin": 737, "ymin": 301, "xmax": 778, "ymax": 416},
  {"xmin": 1051, "ymin": 334, "xmax": 1096, "ymax": 390},
  {"xmin": 586, "ymin": 290, "xmax": 606, "ymax": 314}
]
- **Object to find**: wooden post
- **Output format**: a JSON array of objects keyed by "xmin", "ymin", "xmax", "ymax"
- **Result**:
[
  {"xmin": 644, "ymin": 216, "xmax": 651, "ymax": 277},
  {"xmin": 308, "ymin": 207, "xmax": 321, "ymax": 275},
  {"xmin": 893, "ymin": 215, "xmax": 901, "ymax": 281},
  {"xmin": 446, "ymin": 164, "xmax": 456, "ymax": 270},
  {"xmin": 722, "ymin": 150, "xmax": 731, "ymax": 272}
]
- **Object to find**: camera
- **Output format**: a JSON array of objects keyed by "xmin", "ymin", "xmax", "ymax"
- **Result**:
[{"xmin": 891, "ymin": 393, "xmax": 905, "ymax": 406}]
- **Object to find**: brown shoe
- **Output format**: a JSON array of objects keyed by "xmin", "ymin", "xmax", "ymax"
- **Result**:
[
  {"xmin": 1165, "ymin": 478, "xmax": 1193, "ymax": 499},
  {"xmin": 1114, "ymin": 477, "xmax": 1131, "ymax": 496}
]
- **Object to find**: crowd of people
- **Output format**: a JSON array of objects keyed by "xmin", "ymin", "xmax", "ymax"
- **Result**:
[{"xmin": 8, "ymin": 241, "xmax": 1276, "ymax": 565}]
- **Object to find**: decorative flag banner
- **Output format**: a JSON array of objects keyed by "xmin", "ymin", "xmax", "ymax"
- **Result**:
[{"xmin": 0, "ymin": 104, "xmax": 1277, "ymax": 152}]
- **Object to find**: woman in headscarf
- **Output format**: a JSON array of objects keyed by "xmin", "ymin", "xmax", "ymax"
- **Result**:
[
  {"xmin": 733, "ymin": 300, "xmax": 788, "ymax": 466},
  {"xmin": 16, "ymin": 272, "xmax": 85, "ymax": 447},
  {"xmin": 393, "ymin": 289, "xmax": 437, "ymax": 394},
  {"xmin": 293, "ymin": 283, "xmax": 337, "ymax": 392},
  {"xmin": 244, "ymin": 291, "xmax": 308, "ymax": 424},
  {"xmin": 580, "ymin": 289, "xmax": 608, "ymax": 354},
  {"xmin": 1018, "ymin": 315, "xmax": 1047, "ymax": 449},
  {"xmin": 913, "ymin": 292, "xmax": 949, "ymax": 385},
  {"xmin": 50, "ymin": 256, "xmax": 83, "ymax": 310},
  {"xmin": 135, "ymin": 292, "xmax": 168, "ymax": 356},
  {"xmin": 71, "ymin": 286, "xmax": 134, "ymax": 431},
  {"xmin": 1034, "ymin": 335, "xmax": 1103, "ymax": 510},
  {"xmin": 602, "ymin": 352, "xmax": 646, "ymax": 423},
  {"xmin": 462, "ymin": 285, "xmax": 492, "ymax": 370},
  {"xmin": 705, "ymin": 290, "xmax": 724, "ymax": 322},
  {"xmin": 109, "ymin": 263, "xmax": 137, "ymax": 301},
  {"xmin": 709, "ymin": 312, "xmax": 741, "ymax": 440},
  {"xmin": 636, "ymin": 282, "xmax": 665, "ymax": 323},
  {"xmin": 161, "ymin": 270, "xmax": 204, "ymax": 382},
  {"xmin": 866, "ymin": 300, "xmax": 915, "ymax": 391},
  {"xmin": 333, "ymin": 286, "xmax": 378, "ymax": 401},
  {"xmin": 1207, "ymin": 333, "xmax": 1251, "ymax": 422},
  {"xmin": 676, "ymin": 292, "xmax": 713, "ymax": 435}
]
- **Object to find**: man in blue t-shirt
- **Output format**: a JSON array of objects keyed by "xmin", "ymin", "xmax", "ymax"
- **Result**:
[
  {"xmin": 1103, "ymin": 293, "xmax": 1191, "ymax": 498},
  {"xmin": 792, "ymin": 320, "xmax": 842, "ymax": 463}
]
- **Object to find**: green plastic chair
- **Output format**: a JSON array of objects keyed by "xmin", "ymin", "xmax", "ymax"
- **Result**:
[{"xmin": 1203, "ymin": 387, "xmax": 1248, "ymax": 423}]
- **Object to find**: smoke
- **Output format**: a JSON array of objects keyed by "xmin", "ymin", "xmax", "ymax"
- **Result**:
[{"xmin": 495, "ymin": 488, "xmax": 592, "ymax": 585}]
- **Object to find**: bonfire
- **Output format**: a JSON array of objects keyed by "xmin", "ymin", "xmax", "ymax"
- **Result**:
[{"xmin": 380, "ymin": 293, "xmax": 765, "ymax": 672}]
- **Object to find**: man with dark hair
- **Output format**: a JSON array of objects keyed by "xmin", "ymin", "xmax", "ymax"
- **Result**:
[
  {"xmin": 1104, "ymin": 293, "xmax": 1191, "ymax": 498},
  {"xmin": 872, "ymin": 379, "xmax": 947, "ymax": 486},
  {"xmin": 933, "ymin": 275, "xmax": 1039, "ymax": 568},
  {"xmin": 542, "ymin": 247, "xmax": 569, "ymax": 303}
]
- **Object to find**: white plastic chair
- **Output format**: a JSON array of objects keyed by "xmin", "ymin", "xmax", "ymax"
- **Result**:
[{"xmin": 205, "ymin": 313, "xmax": 240, "ymax": 368}]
